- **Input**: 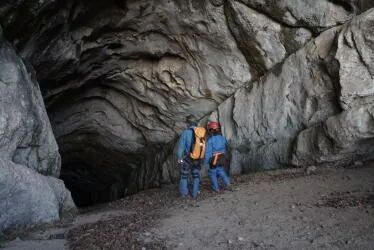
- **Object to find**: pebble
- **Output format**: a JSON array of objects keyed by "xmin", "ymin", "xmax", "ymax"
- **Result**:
[
  {"xmin": 305, "ymin": 166, "xmax": 317, "ymax": 175},
  {"xmin": 238, "ymin": 237, "xmax": 244, "ymax": 241},
  {"xmin": 13, "ymin": 237, "xmax": 22, "ymax": 242},
  {"xmin": 228, "ymin": 240, "xmax": 233, "ymax": 244},
  {"xmin": 144, "ymin": 238, "xmax": 152, "ymax": 243}
]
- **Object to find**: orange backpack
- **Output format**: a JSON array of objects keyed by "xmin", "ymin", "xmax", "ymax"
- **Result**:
[{"xmin": 189, "ymin": 127, "xmax": 206, "ymax": 159}]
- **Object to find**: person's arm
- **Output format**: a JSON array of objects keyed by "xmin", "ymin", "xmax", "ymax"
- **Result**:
[
  {"xmin": 203, "ymin": 138, "xmax": 212, "ymax": 165},
  {"xmin": 177, "ymin": 130, "xmax": 189, "ymax": 159}
]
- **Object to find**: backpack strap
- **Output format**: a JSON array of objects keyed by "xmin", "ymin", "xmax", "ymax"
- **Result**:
[
  {"xmin": 211, "ymin": 152, "xmax": 224, "ymax": 166},
  {"xmin": 198, "ymin": 137, "xmax": 205, "ymax": 159},
  {"xmin": 189, "ymin": 128, "xmax": 195, "ymax": 155}
]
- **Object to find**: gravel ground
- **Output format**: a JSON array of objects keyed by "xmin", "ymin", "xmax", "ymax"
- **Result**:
[{"xmin": 2, "ymin": 164, "xmax": 374, "ymax": 250}]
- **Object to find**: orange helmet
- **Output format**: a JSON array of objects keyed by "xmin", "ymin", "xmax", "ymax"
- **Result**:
[{"xmin": 207, "ymin": 121, "xmax": 220, "ymax": 131}]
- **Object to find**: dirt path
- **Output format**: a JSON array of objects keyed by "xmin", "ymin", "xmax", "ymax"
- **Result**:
[
  {"xmin": 2, "ymin": 165, "xmax": 374, "ymax": 250},
  {"xmin": 150, "ymin": 167, "xmax": 374, "ymax": 250},
  {"xmin": 2, "ymin": 208, "xmax": 133, "ymax": 250}
]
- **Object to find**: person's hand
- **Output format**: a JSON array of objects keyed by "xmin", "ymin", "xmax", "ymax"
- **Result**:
[{"xmin": 177, "ymin": 159, "xmax": 184, "ymax": 165}]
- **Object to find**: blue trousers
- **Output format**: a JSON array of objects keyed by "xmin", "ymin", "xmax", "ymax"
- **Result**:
[
  {"xmin": 179, "ymin": 162, "xmax": 200, "ymax": 197},
  {"xmin": 208, "ymin": 166, "xmax": 229, "ymax": 191}
]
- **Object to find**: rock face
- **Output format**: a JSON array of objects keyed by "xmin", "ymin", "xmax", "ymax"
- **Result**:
[
  {"xmin": 291, "ymin": 10, "xmax": 374, "ymax": 167},
  {"xmin": 0, "ymin": 26, "xmax": 75, "ymax": 231},
  {"xmin": 225, "ymin": 0, "xmax": 313, "ymax": 77},
  {"xmin": 0, "ymin": 0, "xmax": 374, "ymax": 210},
  {"xmin": 236, "ymin": 0, "xmax": 372, "ymax": 30},
  {"xmin": 3, "ymin": 0, "xmax": 252, "ymax": 206},
  {"xmin": 218, "ymin": 9, "xmax": 374, "ymax": 173}
]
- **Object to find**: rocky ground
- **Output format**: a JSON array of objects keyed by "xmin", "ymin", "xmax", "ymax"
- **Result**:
[{"xmin": 2, "ymin": 164, "xmax": 374, "ymax": 250}]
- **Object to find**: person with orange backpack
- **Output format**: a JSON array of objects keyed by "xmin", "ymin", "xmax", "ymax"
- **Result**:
[
  {"xmin": 204, "ymin": 121, "xmax": 232, "ymax": 192},
  {"xmin": 176, "ymin": 118, "xmax": 206, "ymax": 198}
]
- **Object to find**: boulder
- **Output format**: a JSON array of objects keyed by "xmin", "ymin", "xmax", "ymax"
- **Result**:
[
  {"xmin": 236, "ymin": 0, "xmax": 372, "ymax": 30},
  {"xmin": 225, "ymin": 0, "xmax": 312, "ymax": 77},
  {"xmin": 0, "ymin": 27, "xmax": 75, "ymax": 231},
  {"xmin": 218, "ymin": 9, "xmax": 374, "ymax": 173}
]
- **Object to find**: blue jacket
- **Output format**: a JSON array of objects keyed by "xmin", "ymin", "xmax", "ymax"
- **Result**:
[
  {"xmin": 203, "ymin": 134, "xmax": 227, "ymax": 165},
  {"xmin": 177, "ymin": 125, "xmax": 196, "ymax": 159}
]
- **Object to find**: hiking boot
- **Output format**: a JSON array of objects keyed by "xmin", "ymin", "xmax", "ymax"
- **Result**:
[
  {"xmin": 225, "ymin": 185, "xmax": 234, "ymax": 192},
  {"xmin": 180, "ymin": 194, "xmax": 189, "ymax": 199}
]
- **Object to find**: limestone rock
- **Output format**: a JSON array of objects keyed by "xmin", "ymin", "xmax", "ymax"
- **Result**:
[
  {"xmin": 0, "ymin": 159, "xmax": 76, "ymax": 231},
  {"xmin": 219, "ymin": 9, "xmax": 374, "ymax": 173},
  {"xmin": 335, "ymin": 9, "xmax": 374, "ymax": 109},
  {"xmin": 226, "ymin": 0, "xmax": 312, "ymax": 77},
  {"xmin": 0, "ymin": 30, "xmax": 76, "ymax": 231},
  {"xmin": 1, "ymin": 0, "xmax": 374, "ymax": 208},
  {"xmin": 292, "ymin": 104, "xmax": 374, "ymax": 167},
  {"xmin": 3, "ymin": 0, "xmax": 251, "ymax": 204},
  {"xmin": 236, "ymin": 0, "xmax": 372, "ymax": 30},
  {"xmin": 0, "ymin": 28, "xmax": 60, "ymax": 176},
  {"xmin": 292, "ymin": 9, "xmax": 374, "ymax": 167}
]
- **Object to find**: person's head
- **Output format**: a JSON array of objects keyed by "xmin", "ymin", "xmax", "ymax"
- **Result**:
[
  {"xmin": 207, "ymin": 121, "xmax": 221, "ymax": 135},
  {"xmin": 186, "ymin": 114, "xmax": 197, "ymax": 127}
]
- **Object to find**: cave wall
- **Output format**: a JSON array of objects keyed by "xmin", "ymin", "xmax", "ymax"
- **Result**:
[
  {"xmin": 0, "ymin": 25, "xmax": 76, "ymax": 231},
  {"xmin": 3, "ymin": 0, "xmax": 253, "ymax": 206},
  {"xmin": 0, "ymin": 0, "xmax": 374, "ymax": 228},
  {"xmin": 218, "ymin": 9, "xmax": 374, "ymax": 173}
]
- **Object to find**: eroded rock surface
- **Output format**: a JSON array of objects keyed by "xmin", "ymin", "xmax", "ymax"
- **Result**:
[
  {"xmin": 0, "ymin": 0, "xmax": 373, "ymax": 209},
  {"xmin": 0, "ymin": 26, "xmax": 75, "ymax": 231},
  {"xmin": 225, "ymin": 0, "xmax": 313, "ymax": 77},
  {"xmin": 218, "ymin": 9, "xmax": 374, "ymax": 174},
  {"xmin": 236, "ymin": 0, "xmax": 372, "ymax": 30},
  {"xmin": 292, "ymin": 10, "xmax": 374, "ymax": 167},
  {"xmin": 2, "ymin": 0, "xmax": 251, "ymax": 205}
]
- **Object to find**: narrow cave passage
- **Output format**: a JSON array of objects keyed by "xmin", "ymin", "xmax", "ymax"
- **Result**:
[
  {"xmin": 57, "ymin": 141, "xmax": 170, "ymax": 207},
  {"xmin": 60, "ymin": 158, "xmax": 134, "ymax": 207}
]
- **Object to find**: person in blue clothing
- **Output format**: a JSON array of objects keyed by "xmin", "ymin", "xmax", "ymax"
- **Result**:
[
  {"xmin": 176, "ymin": 117, "xmax": 204, "ymax": 198},
  {"xmin": 204, "ymin": 121, "xmax": 232, "ymax": 192}
]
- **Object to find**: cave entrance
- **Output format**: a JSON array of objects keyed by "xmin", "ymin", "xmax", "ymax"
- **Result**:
[
  {"xmin": 55, "ymin": 132, "xmax": 172, "ymax": 207},
  {"xmin": 60, "ymin": 160, "xmax": 133, "ymax": 207}
]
